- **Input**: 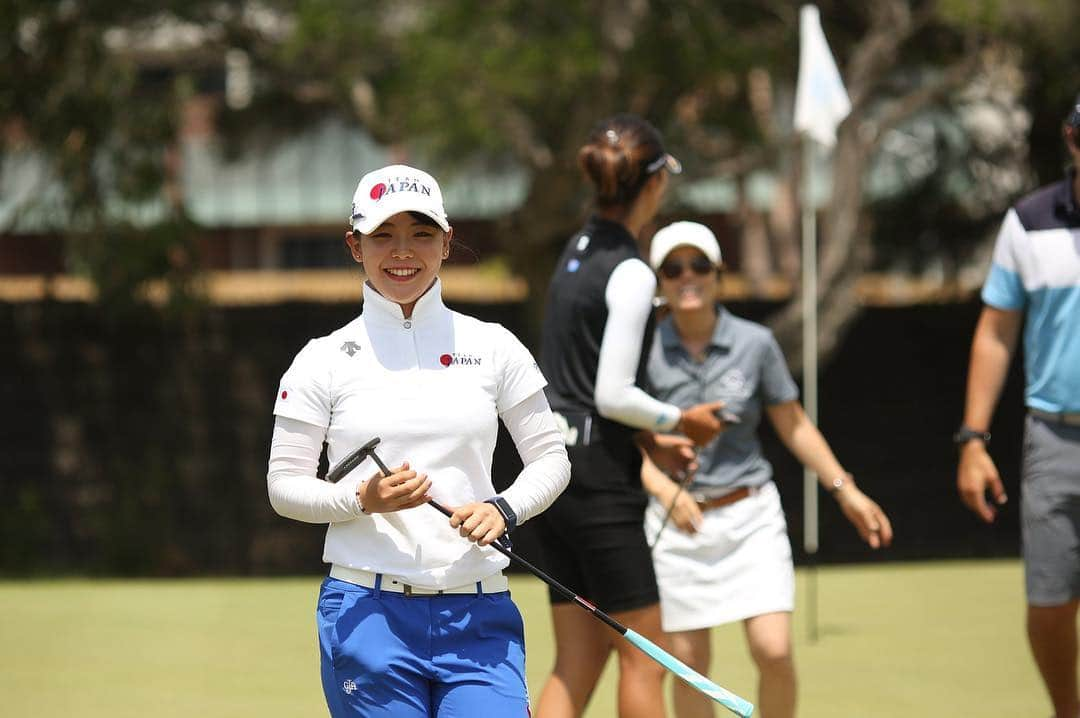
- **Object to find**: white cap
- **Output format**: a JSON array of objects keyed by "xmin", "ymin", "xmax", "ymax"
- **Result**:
[
  {"xmin": 648, "ymin": 221, "xmax": 722, "ymax": 270},
  {"xmin": 349, "ymin": 164, "xmax": 450, "ymax": 234}
]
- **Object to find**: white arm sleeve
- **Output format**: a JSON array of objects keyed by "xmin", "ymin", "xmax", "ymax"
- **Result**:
[
  {"xmin": 498, "ymin": 390, "xmax": 571, "ymax": 525},
  {"xmin": 266, "ymin": 416, "xmax": 366, "ymax": 524},
  {"xmin": 594, "ymin": 258, "xmax": 681, "ymax": 431}
]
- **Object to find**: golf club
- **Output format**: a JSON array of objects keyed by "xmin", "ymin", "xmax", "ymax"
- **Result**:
[
  {"xmin": 648, "ymin": 466, "xmax": 698, "ymax": 550},
  {"xmin": 326, "ymin": 437, "xmax": 754, "ymax": 718},
  {"xmin": 648, "ymin": 410, "xmax": 738, "ymax": 549}
]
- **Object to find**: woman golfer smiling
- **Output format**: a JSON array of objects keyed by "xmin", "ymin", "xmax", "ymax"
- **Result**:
[
  {"xmin": 267, "ymin": 164, "xmax": 570, "ymax": 717},
  {"xmin": 642, "ymin": 222, "xmax": 893, "ymax": 718}
]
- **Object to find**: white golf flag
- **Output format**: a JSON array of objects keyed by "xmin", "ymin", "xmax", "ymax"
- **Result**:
[{"xmin": 794, "ymin": 4, "xmax": 851, "ymax": 147}]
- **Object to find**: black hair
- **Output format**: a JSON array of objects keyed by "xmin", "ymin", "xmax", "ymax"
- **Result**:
[{"xmin": 577, "ymin": 114, "xmax": 669, "ymax": 208}]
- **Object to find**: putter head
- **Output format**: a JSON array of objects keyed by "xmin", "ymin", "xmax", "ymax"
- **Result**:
[{"xmin": 326, "ymin": 436, "xmax": 381, "ymax": 483}]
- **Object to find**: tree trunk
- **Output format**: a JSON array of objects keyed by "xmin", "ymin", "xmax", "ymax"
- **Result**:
[
  {"xmin": 502, "ymin": 159, "xmax": 587, "ymax": 350},
  {"xmin": 766, "ymin": 0, "xmax": 981, "ymax": 370}
]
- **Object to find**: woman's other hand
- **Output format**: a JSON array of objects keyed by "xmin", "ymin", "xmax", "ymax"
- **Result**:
[
  {"xmin": 640, "ymin": 449, "xmax": 702, "ymax": 535},
  {"xmin": 834, "ymin": 484, "xmax": 894, "ymax": 549},
  {"xmin": 662, "ymin": 482, "xmax": 703, "ymax": 535},
  {"xmin": 449, "ymin": 502, "xmax": 507, "ymax": 546},
  {"xmin": 356, "ymin": 461, "xmax": 432, "ymax": 514}
]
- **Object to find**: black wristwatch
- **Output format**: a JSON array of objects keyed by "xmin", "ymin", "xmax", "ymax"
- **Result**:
[
  {"xmin": 953, "ymin": 426, "xmax": 991, "ymax": 447},
  {"xmin": 484, "ymin": 496, "xmax": 518, "ymax": 532}
]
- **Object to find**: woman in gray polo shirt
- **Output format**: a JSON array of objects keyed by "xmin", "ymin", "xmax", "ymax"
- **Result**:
[{"xmin": 641, "ymin": 221, "xmax": 893, "ymax": 718}]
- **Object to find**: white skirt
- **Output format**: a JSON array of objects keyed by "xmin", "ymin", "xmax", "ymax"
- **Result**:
[{"xmin": 645, "ymin": 480, "xmax": 794, "ymax": 633}]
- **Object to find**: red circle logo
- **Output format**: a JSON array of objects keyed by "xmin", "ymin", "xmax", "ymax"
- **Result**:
[
  {"xmin": 370, "ymin": 183, "xmax": 387, "ymax": 200},
  {"xmin": 280, "ymin": 390, "xmax": 288, "ymax": 399},
  {"xmin": 439, "ymin": 354, "xmax": 453, "ymax": 367}
]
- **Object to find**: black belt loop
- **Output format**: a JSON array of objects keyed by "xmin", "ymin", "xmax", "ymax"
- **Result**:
[
  {"xmin": 476, "ymin": 580, "xmax": 484, "ymax": 596},
  {"xmin": 374, "ymin": 573, "xmax": 383, "ymax": 599}
]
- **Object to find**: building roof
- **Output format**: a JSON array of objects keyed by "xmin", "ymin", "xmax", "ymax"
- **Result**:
[
  {"xmin": 1, "ymin": 118, "xmax": 843, "ymax": 236},
  {"xmin": 181, "ymin": 120, "xmax": 531, "ymax": 228}
]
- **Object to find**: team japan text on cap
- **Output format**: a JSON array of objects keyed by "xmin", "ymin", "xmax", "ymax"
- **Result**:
[{"xmin": 350, "ymin": 164, "xmax": 450, "ymax": 234}]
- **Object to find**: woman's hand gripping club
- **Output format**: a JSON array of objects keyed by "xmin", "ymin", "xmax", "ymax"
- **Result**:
[
  {"xmin": 326, "ymin": 438, "xmax": 755, "ymax": 717},
  {"xmin": 327, "ymin": 437, "xmax": 507, "ymax": 547}
]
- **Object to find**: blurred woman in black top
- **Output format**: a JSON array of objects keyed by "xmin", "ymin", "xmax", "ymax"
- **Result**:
[{"xmin": 534, "ymin": 114, "xmax": 727, "ymax": 718}]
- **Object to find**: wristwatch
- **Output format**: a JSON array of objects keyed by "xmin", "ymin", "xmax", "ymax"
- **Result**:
[
  {"xmin": 953, "ymin": 426, "xmax": 991, "ymax": 447},
  {"xmin": 484, "ymin": 496, "xmax": 518, "ymax": 532}
]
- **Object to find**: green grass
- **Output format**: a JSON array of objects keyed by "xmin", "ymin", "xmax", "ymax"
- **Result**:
[{"xmin": 0, "ymin": 560, "xmax": 1046, "ymax": 717}]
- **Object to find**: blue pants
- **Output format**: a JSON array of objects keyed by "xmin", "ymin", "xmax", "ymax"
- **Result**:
[{"xmin": 316, "ymin": 577, "xmax": 529, "ymax": 717}]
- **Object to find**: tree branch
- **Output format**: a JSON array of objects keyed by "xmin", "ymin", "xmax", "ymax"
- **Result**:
[{"xmin": 864, "ymin": 45, "xmax": 988, "ymax": 147}]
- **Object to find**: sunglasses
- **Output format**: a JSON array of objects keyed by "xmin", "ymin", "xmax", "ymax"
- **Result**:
[{"xmin": 658, "ymin": 255, "xmax": 715, "ymax": 280}]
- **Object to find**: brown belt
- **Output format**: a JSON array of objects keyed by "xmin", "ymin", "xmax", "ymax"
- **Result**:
[{"xmin": 694, "ymin": 487, "xmax": 752, "ymax": 511}]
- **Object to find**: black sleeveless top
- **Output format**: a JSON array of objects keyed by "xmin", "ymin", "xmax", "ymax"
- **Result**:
[{"xmin": 540, "ymin": 216, "xmax": 655, "ymax": 418}]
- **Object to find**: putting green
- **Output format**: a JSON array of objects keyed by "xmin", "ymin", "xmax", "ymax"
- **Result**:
[{"xmin": 0, "ymin": 560, "xmax": 1045, "ymax": 717}]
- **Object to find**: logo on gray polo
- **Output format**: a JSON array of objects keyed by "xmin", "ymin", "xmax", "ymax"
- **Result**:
[{"xmin": 718, "ymin": 369, "xmax": 750, "ymax": 397}]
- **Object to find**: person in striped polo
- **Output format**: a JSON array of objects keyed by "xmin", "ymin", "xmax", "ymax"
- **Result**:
[{"xmin": 956, "ymin": 94, "xmax": 1080, "ymax": 718}]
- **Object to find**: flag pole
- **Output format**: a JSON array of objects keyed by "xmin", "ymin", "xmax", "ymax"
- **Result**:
[
  {"xmin": 801, "ymin": 135, "xmax": 819, "ymax": 644},
  {"xmin": 793, "ymin": 2, "xmax": 850, "ymax": 646}
]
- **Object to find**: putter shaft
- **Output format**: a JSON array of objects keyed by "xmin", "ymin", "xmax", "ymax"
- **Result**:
[{"xmin": 329, "ymin": 437, "xmax": 753, "ymax": 716}]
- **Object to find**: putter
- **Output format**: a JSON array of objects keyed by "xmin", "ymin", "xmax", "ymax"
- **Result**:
[
  {"xmin": 326, "ymin": 437, "xmax": 755, "ymax": 718},
  {"xmin": 649, "ymin": 410, "xmax": 741, "ymax": 548},
  {"xmin": 648, "ymin": 467, "xmax": 697, "ymax": 550}
]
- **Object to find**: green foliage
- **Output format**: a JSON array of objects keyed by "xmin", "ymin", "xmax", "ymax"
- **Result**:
[
  {"xmin": 4, "ymin": 0, "xmax": 1079, "ymax": 308},
  {"xmin": 2, "ymin": 1, "xmax": 222, "ymax": 310},
  {"xmin": 75, "ymin": 218, "xmax": 202, "ymax": 317},
  {"xmin": 385, "ymin": 2, "xmax": 789, "ymax": 159},
  {"xmin": 235, "ymin": 1, "xmax": 797, "ymax": 175}
]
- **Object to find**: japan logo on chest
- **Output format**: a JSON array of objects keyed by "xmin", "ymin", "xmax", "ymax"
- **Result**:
[{"xmin": 439, "ymin": 352, "xmax": 482, "ymax": 367}]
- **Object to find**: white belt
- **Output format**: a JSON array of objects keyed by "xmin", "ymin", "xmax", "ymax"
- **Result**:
[
  {"xmin": 329, "ymin": 565, "xmax": 509, "ymax": 596},
  {"xmin": 1029, "ymin": 408, "xmax": 1080, "ymax": 427}
]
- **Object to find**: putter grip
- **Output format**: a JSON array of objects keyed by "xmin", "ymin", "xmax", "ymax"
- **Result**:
[{"xmin": 623, "ymin": 629, "xmax": 754, "ymax": 717}]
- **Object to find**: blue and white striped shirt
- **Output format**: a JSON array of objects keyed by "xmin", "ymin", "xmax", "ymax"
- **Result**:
[{"xmin": 981, "ymin": 168, "xmax": 1080, "ymax": 413}]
